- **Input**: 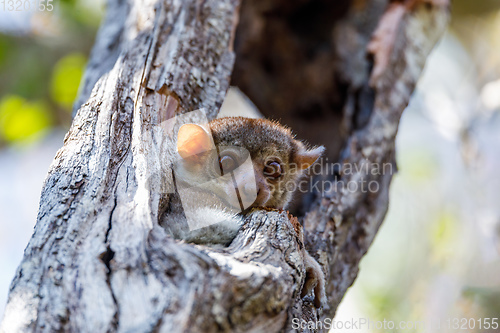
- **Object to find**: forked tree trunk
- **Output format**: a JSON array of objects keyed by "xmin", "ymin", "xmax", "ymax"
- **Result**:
[{"xmin": 1, "ymin": 0, "xmax": 448, "ymax": 332}]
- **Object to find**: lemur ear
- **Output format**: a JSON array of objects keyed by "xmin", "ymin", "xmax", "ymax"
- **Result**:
[
  {"xmin": 295, "ymin": 144, "xmax": 325, "ymax": 170},
  {"xmin": 177, "ymin": 124, "xmax": 214, "ymax": 159}
]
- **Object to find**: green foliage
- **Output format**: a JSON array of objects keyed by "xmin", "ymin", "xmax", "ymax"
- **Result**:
[
  {"xmin": 0, "ymin": 38, "xmax": 12, "ymax": 68},
  {"xmin": 452, "ymin": 0, "xmax": 500, "ymax": 16},
  {"xmin": 0, "ymin": 36, "xmax": 52, "ymax": 99},
  {"xmin": 0, "ymin": 0, "xmax": 101, "ymax": 146},
  {"xmin": 364, "ymin": 288, "xmax": 399, "ymax": 320},
  {"xmin": 50, "ymin": 53, "xmax": 86, "ymax": 109},
  {"xmin": 429, "ymin": 209, "xmax": 459, "ymax": 264},
  {"xmin": 430, "ymin": 210, "xmax": 457, "ymax": 246},
  {"xmin": 397, "ymin": 149, "xmax": 437, "ymax": 184},
  {"xmin": 0, "ymin": 95, "xmax": 52, "ymax": 143},
  {"xmin": 463, "ymin": 287, "xmax": 500, "ymax": 318}
]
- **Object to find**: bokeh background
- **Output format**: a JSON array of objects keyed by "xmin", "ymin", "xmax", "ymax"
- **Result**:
[{"xmin": 1, "ymin": 1, "xmax": 499, "ymax": 331}]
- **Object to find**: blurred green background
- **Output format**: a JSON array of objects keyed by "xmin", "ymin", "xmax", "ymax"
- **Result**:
[
  {"xmin": 334, "ymin": 2, "xmax": 500, "ymax": 331},
  {"xmin": 0, "ymin": 1, "xmax": 500, "ymax": 332},
  {"xmin": 0, "ymin": 0, "xmax": 101, "ymax": 146},
  {"xmin": 0, "ymin": 0, "xmax": 104, "ymax": 320}
]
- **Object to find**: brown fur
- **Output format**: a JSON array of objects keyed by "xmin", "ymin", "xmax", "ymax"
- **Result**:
[{"xmin": 208, "ymin": 117, "xmax": 324, "ymax": 209}]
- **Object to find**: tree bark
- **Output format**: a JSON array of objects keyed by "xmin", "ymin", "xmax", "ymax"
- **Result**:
[{"xmin": 1, "ymin": 0, "xmax": 449, "ymax": 332}]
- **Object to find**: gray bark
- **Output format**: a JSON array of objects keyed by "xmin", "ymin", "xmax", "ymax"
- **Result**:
[{"xmin": 1, "ymin": 0, "xmax": 449, "ymax": 332}]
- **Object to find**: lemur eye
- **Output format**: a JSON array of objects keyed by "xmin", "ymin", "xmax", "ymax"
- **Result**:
[
  {"xmin": 264, "ymin": 161, "xmax": 282, "ymax": 179},
  {"xmin": 219, "ymin": 154, "xmax": 238, "ymax": 174}
]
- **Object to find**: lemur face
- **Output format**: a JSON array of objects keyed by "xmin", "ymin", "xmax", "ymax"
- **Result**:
[{"xmin": 176, "ymin": 117, "xmax": 324, "ymax": 211}]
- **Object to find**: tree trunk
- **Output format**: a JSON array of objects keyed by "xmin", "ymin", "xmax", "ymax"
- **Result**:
[{"xmin": 0, "ymin": 0, "xmax": 448, "ymax": 332}]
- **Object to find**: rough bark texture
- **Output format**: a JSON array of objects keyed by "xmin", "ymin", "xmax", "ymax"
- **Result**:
[{"xmin": 1, "ymin": 0, "xmax": 448, "ymax": 332}]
